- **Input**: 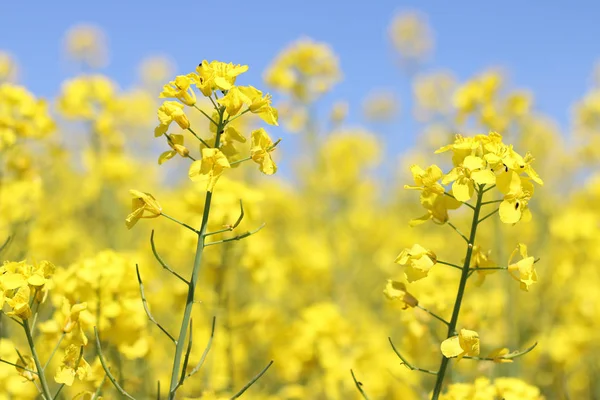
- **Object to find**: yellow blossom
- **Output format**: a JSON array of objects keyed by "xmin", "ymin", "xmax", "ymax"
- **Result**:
[
  {"xmin": 508, "ymin": 243, "xmax": 538, "ymax": 291},
  {"xmin": 159, "ymin": 75, "xmax": 197, "ymax": 106},
  {"xmin": 394, "ymin": 244, "xmax": 437, "ymax": 282},
  {"xmin": 188, "ymin": 148, "xmax": 231, "ymax": 191},
  {"xmin": 250, "ymin": 128, "xmax": 278, "ymax": 175},
  {"xmin": 125, "ymin": 190, "xmax": 162, "ymax": 229},
  {"xmin": 158, "ymin": 134, "xmax": 189, "ymax": 165},
  {"xmin": 441, "ymin": 329, "xmax": 480, "ymax": 361},
  {"xmin": 383, "ymin": 280, "xmax": 418, "ymax": 309},
  {"xmin": 442, "ymin": 155, "xmax": 496, "ymax": 202},
  {"xmin": 54, "ymin": 344, "xmax": 91, "ymax": 386},
  {"xmin": 154, "ymin": 101, "xmax": 190, "ymax": 137}
]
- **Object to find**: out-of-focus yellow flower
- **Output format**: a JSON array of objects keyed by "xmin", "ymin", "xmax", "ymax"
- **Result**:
[
  {"xmin": 329, "ymin": 101, "xmax": 348, "ymax": 124},
  {"xmin": 389, "ymin": 11, "xmax": 433, "ymax": 61},
  {"xmin": 189, "ymin": 148, "xmax": 231, "ymax": 191},
  {"xmin": 0, "ymin": 51, "xmax": 18, "ymax": 82},
  {"xmin": 154, "ymin": 101, "xmax": 190, "ymax": 136},
  {"xmin": 362, "ymin": 89, "xmax": 399, "ymax": 121},
  {"xmin": 507, "ymin": 243, "xmax": 537, "ymax": 291},
  {"xmin": 62, "ymin": 301, "xmax": 89, "ymax": 345},
  {"xmin": 394, "ymin": 244, "xmax": 437, "ymax": 282},
  {"xmin": 383, "ymin": 280, "xmax": 418, "ymax": 309},
  {"xmin": 264, "ymin": 37, "xmax": 341, "ymax": 101},
  {"xmin": 250, "ymin": 128, "xmax": 277, "ymax": 175},
  {"xmin": 158, "ymin": 134, "xmax": 189, "ymax": 165},
  {"xmin": 160, "ymin": 75, "xmax": 197, "ymax": 106},
  {"xmin": 125, "ymin": 190, "xmax": 162, "ymax": 229},
  {"xmin": 441, "ymin": 329, "xmax": 480, "ymax": 360},
  {"xmin": 63, "ymin": 24, "xmax": 108, "ymax": 67},
  {"xmin": 15, "ymin": 354, "xmax": 35, "ymax": 381},
  {"xmin": 54, "ymin": 344, "xmax": 90, "ymax": 386},
  {"xmin": 138, "ymin": 55, "xmax": 176, "ymax": 86}
]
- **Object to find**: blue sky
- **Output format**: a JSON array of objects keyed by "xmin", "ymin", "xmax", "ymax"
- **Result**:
[{"xmin": 1, "ymin": 0, "xmax": 598, "ymax": 158}]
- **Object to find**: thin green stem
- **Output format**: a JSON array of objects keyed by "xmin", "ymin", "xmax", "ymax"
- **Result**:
[
  {"xmin": 482, "ymin": 184, "xmax": 496, "ymax": 194},
  {"xmin": 350, "ymin": 369, "xmax": 370, "ymax": 400},
  {"xmin": 136, "ymin": 264, "xmax": 177, "ymax": 344},
  {"xmin": 205, "ymin": 223, "xmax": 265, "ymax": 247},
  {"xmin": 94, "ymin": 327, "xmax": 136, "ymax": 400},
  {"xmin": 478, "ymin": 208, "xmax": 499, "ymax": 224},
  {"xmin": 193, "ymin": 104, "xmax": 218, "ymax": 127},
  {"xmin": 229, "ymin": 139, "xmax": 281, "ymax": 166},
  {"xmin": 187, "ymin": 127, "xmax": 212, "ymax": 148},
  {"xmin": 168, "ymin": 107, "xmax": 226, "ymax": 399},
  {"xmin": 481, "ymin": 200, "xmax": 502, "ymax": 206},
  {"xmin": 226, "ymin": 108, "xmax": 252, "ymax": 124},
  {"xmin": 23, "ymin": 321, "xmax": 52, "ymax": 400},
  {"xmin": 0, "ymin": 235, "xmax": 10, "ymax": 253},
  {"xmin": 93, "ymin": 374, "xmax": 108, "ymax": 399},
  {"xmin": 431, "ymin": 185, "xmax": 485, "ymax": 399},
  {"xmin": 150, "ymin": 230, "xmax": 189, "ymax": 284},
  {"xmin": 417, "ymin": 305, "xmax": 450, "ymax": 326},
  {"xmin": 43, "ymin": 332, "xmax": 65, "ymax": 370},
  {"xmin": 0, "ymin": 357, "xmax": 38, "ymax": 374},
  {"xmin": 229, "ymin": 360, "xmax": 274, "ymax": 399},
  {"xmin": 388, "ymin": 337, "xmax": 438, "ymax": 375},
  {"xmin": 185, "ymin": 316, "xmax": 216, "ymax": 379},
  {"xmin": 444, "ymin": 192, "xmax": 475, "ymax": 210},
  {"xmin": 161, "ymin": 213, "xmax": 199, "ymax": 234},
  {"xmin": 447, "ymin": 222, "xmax": 469, "ymax": 243},
  {"xmin": 437, "ymin": 260, "xmax": 463, "ymax": 271}
]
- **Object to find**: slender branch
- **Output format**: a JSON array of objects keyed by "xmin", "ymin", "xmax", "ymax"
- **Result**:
[
  {"xmin": 193, "ymin": 104, "xmax": 218, "ymax": 127},
  {"xmin": 150, "ymin": 231, "xmax": 189, "ymax": 284},
  {"xmin": 0, "ymin": 357, "xmax": 38, "ymax": 375},
  {"xmin": 157, "ymin": 381, "xmax": 161, "ymax": 400},
  {"xmin": 169, "ymin": 106, "xmax": 226, "ymax": 399},
  {"xmin": 350, "ymin": 369, "xmax": 370, "ymax": 400},
  {"xmin": 205, "ymin": 223, "xmax": 265, "ymax": 247},
  {"xmin": 204, "ymin": 200, "xmax": 245, "ymax": 237},
  {"xmin": 187, "ymin": 127, "xmax": 212, "ymax": 149},
  {"xmin": 0, "ymin": 235, "xmax": 10, "ymax": 253},
  {"xmin": 431, "ymin": 185, "xmax": 485, "ymax": 399},
  {"xmin": 229, "ymin": 360, "xmax": 274, "ymax": 399},
  {"xmin": 136, "ymin": 264, "xmax": 177, "ymax": 344},
  {"xmin": 478, "ymin": 208, "xmax": 499, "ymax": 224},
  {"xmin": 416, "ymin": 305, "xmax": 450, "ymax": 326},
  {"xmin": 388, "ymin": 337, "xmax": 438, "ymax": 375},
  {"xmin": 161, "ymin": 213, "xmax": 199, "ymax": 234},
  {"xmin": 437, "ymin": 260, "xmax": 463, "ymax": 271},
  {"xmin": 226, "ymin": 108, "xmax": 252, "ymax": 124},
  {"xmin": 186, "ymin": 316, "xmax": 216, "ymax": 379},
  {"xmin": 482, "ymin": 184, "xmax": 496, "ymax": 194},
  {"xmin": 463, "ymin": 342, "xmax": 538, "ymax": 361},
  {"xmin": 444, "ymin": 192, "xmax": 475, "ymax": 210},
  {"xmin": 481, "ymin": 200, "xmax": 502, "ymax": 206},
  {"xmin": 229, "ymin": 139, "xmax": 282, "ymax": 166},
  {"xmin": 447, "ymin": 222, "xmax": 469, "ymax": 243},
  {"xmin": 94, "ymin": 327, "xmax": 136, "ymax": 400},
  {"xmin": 43, "ymin": 332, "xmax": 65, "ymax": 370},
  {"xmin": 23, "ymin": 321, "xmax": 52, "ymax": 399},
  {"xmin": 53, "ymin": 346, "xmax": 84, "ymax": 399},
  {"xmin": 93, "ymin": 374, "xmax": 108, "ymax": 399},
  {"xmin": 175, "ymin": 319, "xmax": 194, "ymax": 390}
]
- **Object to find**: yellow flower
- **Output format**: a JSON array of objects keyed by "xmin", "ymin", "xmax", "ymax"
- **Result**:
[
  {"xmin": 442, "ymin": 155, "xmax": 496, "ymax": 202},
  {"xmin": 497, "ymin": 171, "xmax": 534, "ymax": 224},
  {"xmin": 188, "ymin": 148, "xmax": 231, "ymax": 191},
  {"xmin": 54, "ymin": 344, "xmax": 91, "ymax": 386},
  {"xmin": 508, "ymin": 243, "xmax": 538, "ymax": 291},
  {"xmin": 250, "ymin": 128, "xmax": 278, "ymax": 175},
  {"xmin": 158, "ymin": 134, "xmax": 189, "ymax": 165},
  {"xmin": 410, "ymin": 190, "xmax": 462, "ymax": 226},
  {"xmin": 383, "ymin": 280, "xmax": 418, "ymax": 309},
  {"xmin": 441, "ymin": 329, "xmax": 480, "ymax": 361},
  {"xmin": 6, "ymin": 285, "xmax": 32, "ymax": 320},
  {"xmin": 15, "ymin": 354, "xmax": 36, "ymax": 381},
  {"xmin": 125, "ymin": 190, "xmax": 162, "ymax": 229},
  {"xmin": 159, "ymin": 75, "xmax": 197, "ymax": 106},
  {"xmin": 469, "ymin": 246, "xmax": 496, "ymax": 286},
  {"xmin": 487, "ymin": 347, "xmax": 514, "ymax": 364},
  {"xmin": 394, "ymin": 244, "xmax": 437, "ymax": 282},
  {"xmin": 404, "ymin": 164, "xmax": 445, "ymax": 194},
  {"xmin": 62, "ymin": 301, "xmax": 89, "ymax": 345},
  {"xmin": 238, "ymin": 85, "xmax": 279, "ymax": 125},
  {"xmin": 217, "ymin": 86, "xmax": 247, "ymax": 116},
  {"xmin": 154, "ymin": 101, "xmax": 190, "ymax": 137}
]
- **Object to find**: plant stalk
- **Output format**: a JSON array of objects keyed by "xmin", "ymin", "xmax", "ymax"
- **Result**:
[
  {"xmin": 431, "ymin": 186, "xmax": 485, "ymax": 399},
  {"xmin": 24, "ymin": 321, "xmax": 53, "ymax": 399}
]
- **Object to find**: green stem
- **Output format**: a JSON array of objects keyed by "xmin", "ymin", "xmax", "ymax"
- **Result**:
[
  {"xmin": 431, "ymin": 185, "xmax": 485, "ymax": 399},
  {"xmin": 168, "ymin": 106, "xmax": 225, "ymax": 399},
  {"xmin": 24, "ymin": 321, "xmax": 52, "ymax": 400}
]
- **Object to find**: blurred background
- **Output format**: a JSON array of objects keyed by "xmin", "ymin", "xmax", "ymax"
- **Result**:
[{"xmin": 1, "ymin": 1, "xmax": 600, "ymax": 399}]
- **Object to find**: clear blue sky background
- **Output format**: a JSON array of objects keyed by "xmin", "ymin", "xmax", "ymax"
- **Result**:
[{"xmin": 1, "ymin": 0, "xmax": 598, "ymax": 159}]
